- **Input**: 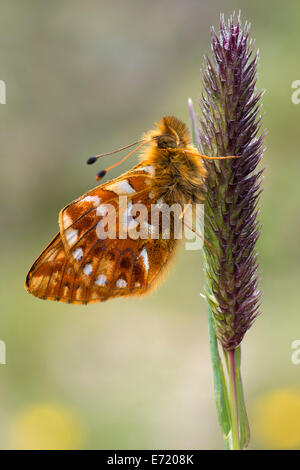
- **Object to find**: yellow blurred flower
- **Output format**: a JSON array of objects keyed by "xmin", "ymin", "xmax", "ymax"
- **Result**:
[
  {"xmin": 10, "ymin": 403, "xmax": 85, "ymax": 450},
  {"xmin": 252, "ymin": 387, "xmax": 300, "ymax": 449}
]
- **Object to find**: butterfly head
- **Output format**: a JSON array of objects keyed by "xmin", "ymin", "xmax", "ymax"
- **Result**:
[
  {"xmin": 156, "ymin": 134, "xmax": 178, "ymax": 149},
  {"xmin": 147, "ymin": 116, "xmax": 191, "ymax": 150}
]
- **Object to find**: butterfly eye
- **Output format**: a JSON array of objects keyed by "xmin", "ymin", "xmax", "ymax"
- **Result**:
[{"xmin": 156, "ymin": 136, "xmax": 177, "ymax": 149}]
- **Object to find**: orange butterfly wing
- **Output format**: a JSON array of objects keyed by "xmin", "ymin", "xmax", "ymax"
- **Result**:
[
  {"xmin": 26, "ymin": 165, "xmax": 177, "ymax": 304},
  {"xmin": 25, "ymin": 233, "xmax": 103, "ymax": 304}
]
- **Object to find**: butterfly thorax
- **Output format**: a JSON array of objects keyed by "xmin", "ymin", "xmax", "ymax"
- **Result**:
[{"xmin": 141, "ymin": 116, "xmax": 207, "ymax": 206}]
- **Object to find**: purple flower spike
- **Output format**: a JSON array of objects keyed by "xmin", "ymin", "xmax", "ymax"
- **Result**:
[{"xmin": 198, "ymin": 14, "xmax": 265, "ymax": 350}]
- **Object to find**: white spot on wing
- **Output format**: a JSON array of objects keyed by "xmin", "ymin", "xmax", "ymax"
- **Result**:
[
  {"xmin": 63, "ymin": 212, "xmax": 73, "ymax": 229},
  {"xmin": 83, "ymin": 264, "xmax": 92, "ymax": 276},
  {"xmin": 143, "ymin": 165, "xmax": 155, "ymax": 175},
  {"xmin": 82, "ymin": 195, "xmax": 100, "ymax": 206},
  {"xmin": 66, "ymin": 228, "xmax": 78, "ymax": 246},
  {"xmin": 116, "ymin": 278, "xmax": 127, "ymax": 288},
  {"xmin": 107, "ymin": 180, "xmax": 135, "ymax": 195},
  {"xmin": 73, "ymin": 247, "xmax": 83, "ymax": 261},
  {"xmin": 95, "ymin": 274, "xmax": 107, "ymax": 286},
  {"xmin": 139, "ymin": 247, "xmax": 149, "ymax": 272},
  {"xmin": 135, "ymin": 165, "xmax": 155, "ymax": 176}
]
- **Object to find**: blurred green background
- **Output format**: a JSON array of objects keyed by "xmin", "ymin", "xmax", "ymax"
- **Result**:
[{"xmin": 1, "ymin": 0, "xmax": 300, "ymax": 450}]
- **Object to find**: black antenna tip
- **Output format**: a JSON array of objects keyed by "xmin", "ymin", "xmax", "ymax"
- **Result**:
[
  {"xmin": 87, "ymin": 156, "xmax": 97, "ymax": 165},
  {"xmin": 95, "ymin": 170, "xmax": 107, "ymax": 181}
]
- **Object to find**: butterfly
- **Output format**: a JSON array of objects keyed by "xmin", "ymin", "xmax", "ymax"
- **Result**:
[{"xmin": 25, "ymin": 116, "xmax": 236, "ymax": 304}]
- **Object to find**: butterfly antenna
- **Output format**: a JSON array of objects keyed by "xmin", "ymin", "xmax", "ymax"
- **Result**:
[
  {"xmin": 87, "ymin": 134, "xmax": 175, "ymax": 181},
  {"xmin": 87, "ymin": 139, "xmax": 146, "ymax": 165},
  {"xmin": 93, "ymin": 140, "xmax": 149, "ymax": 181}
]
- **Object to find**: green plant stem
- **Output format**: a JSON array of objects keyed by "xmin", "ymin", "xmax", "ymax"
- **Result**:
[
  {"xmin": 226, "ymin": 349, "xmax": 240, "ymax": 450},
  {"xmin": 235, "ymin": 347, "xmax": 250, "ymax": 448},
  {"xmin": 206, "ymin": 300, "xmax": 231, "ymax": 448}
]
